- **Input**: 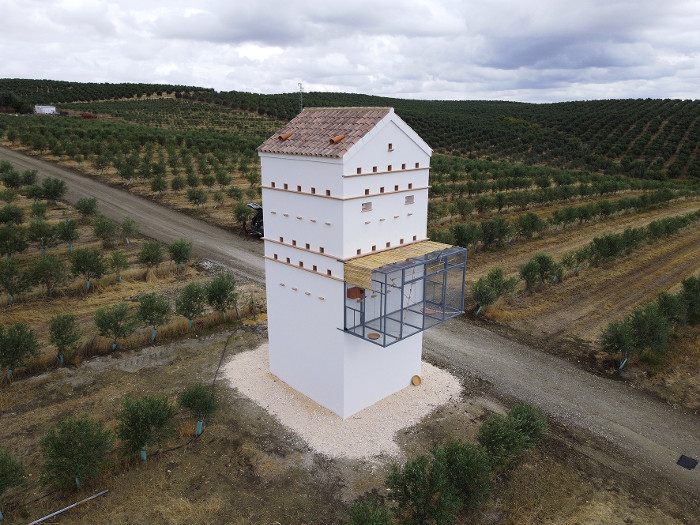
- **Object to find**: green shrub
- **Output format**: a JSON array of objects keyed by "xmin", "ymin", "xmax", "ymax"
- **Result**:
[
  {"xmin": 49, "ymin": 312, "xmax": 81, "ymax": 362},
  {"xmin": 486, "ymin": 267, "xmax": 518, "ymax": 297},
  {"xmin": 179, "ymin": 383, "xmax": 219, "ymax": 419},
  {"xmin": 176, "ymin": 282, "xmax": 206, "ymax": 327},
  {"xmin": 0, "ymin": 322, "xmax": 39, "ymax": 378},
  {"xmin": 116, "ymin": 394, "xmax": 176, "ymax": 457},
  {"xmin": 39, "ymin": 414, "xmax": 113, "ymax": 490},
  {"xmin": 600, "ymin": 319, "xmax": 635, "ymax": 358},
  {"xmin": 167, "ymin": 239, "xmax": 192, "ymax": 271},
  {"xmin": 436, "ymin": 441, "xmax": 492, "ymax": 509},
  {"xmin": 533, "ymin": 253, "xmax": 557, "ymax": 283},
  {"xmin": 94, "ymin": 302, "xmax": 136, "ymax": 348},
  {"xmin": 470, "ymin": 277, "xmax": 498, "ymax": 309},
  {"xmin": 347, "ymin": 498, "xmax": 393, "ymax": 525},
  {"xmin": 137, "ymin": 240, "xmax": 163, "ymax": 269},
  {"xmin": 656, "ymin": 291, "xmax": 687, "ymax": 325},
  {"xmin": 386, "ymin": 453, "xmax": 459, "ymax": 525},
  {"xmin": 0, "ymin": 446, "xmax": 24, "ymax": 499},
  {"xmin": 0, "ymin": 204, "xmax": 23, "ymax": 225},
  {"xmin": 476, "ymin": 413, "xmax": 527, "ymax": 468},
  {"xmin": 74, "ymin": 197, "xmax": 98, "ymax": 218},
  {"xmin": 92, "ymin": 214, "xmax": 118, "ymax": 247},
  {"xmin": 628, "ymin": 302, "xmax": 671, "ymax": 354},
  {"xmin": 682, "ymin": 276, "xmax": 700, "ymax": 324},
  {"xmin": 508, "ymin": 403, "xmax": 548, "ymax": 447},
  {"xmin": 519, "ymin": 259, "xmax": 540, "ymax": 290},
  {"xmin": 71, "ymin": 247, "xmax": 106, "ymax": 287}
]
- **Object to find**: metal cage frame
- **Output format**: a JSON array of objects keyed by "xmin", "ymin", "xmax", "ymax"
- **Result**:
[{"xmin": 343, "ymin": 246, "xmax": 467, "ymax": 347}]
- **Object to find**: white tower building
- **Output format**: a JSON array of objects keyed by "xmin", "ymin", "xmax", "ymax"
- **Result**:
[{"xmin": 258, "ymin": 107, "xmax": 466, "ymax": 418}]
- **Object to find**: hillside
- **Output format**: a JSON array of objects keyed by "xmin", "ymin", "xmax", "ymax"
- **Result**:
[
  {"xmin": 188, "ymin": 91, "xmax": 700, "ymax": 179},
  {"xmin": 2, "ymin": 78, "xmax": 699, "ymax": 180}
]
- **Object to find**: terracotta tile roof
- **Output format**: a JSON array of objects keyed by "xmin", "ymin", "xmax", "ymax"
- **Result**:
[{"xmin": 257, "ymin": 107, "xmax": 391, "ymax": 158}]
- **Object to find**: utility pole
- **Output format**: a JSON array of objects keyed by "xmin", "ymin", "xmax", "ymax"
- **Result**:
[{"xmin": 299, "ymin": 83, "xmax": 303, "ymax": 113}]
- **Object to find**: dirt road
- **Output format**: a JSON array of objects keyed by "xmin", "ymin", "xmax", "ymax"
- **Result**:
[
  {"xmin": 0, "ymin": 146, "xmax": 265, "ymax": 283},
  {"xmin": 2, "ymin": 146, "xmax": 698, "ymax": 496}
]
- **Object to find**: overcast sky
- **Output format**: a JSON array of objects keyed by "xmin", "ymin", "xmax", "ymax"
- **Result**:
[{"xmin": 2, "ymin": 0, "xmax": 698, "ymax": 103}]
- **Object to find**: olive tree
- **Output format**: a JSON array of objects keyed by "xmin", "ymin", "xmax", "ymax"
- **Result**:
[
  {"xmin": 116, "ymin": 394, "xmax": 175, "ymax": 461},
  {"xmin": 179, "ymin": 383, "xmax": 219, "ymax": 435},
  {"xmin": 94, "ymin": 302, "xmax": 135, "ymax": 350},
  {"xmin": 0, "ymin": 322, "xmax": 39, "ymax": 380},
  {"xmin": 205, "ymin": 272, "xmax": 238, "ymax": 320},
  {"xmin": 137, "ymin": 240, "xmax": 163, "ymax": 270},
  {"xmin": 0, "ymin": 224, "xmax": 28, "ymax": 260},
  {"xmin": 40, "ymin": 177, "xmax": 67, "ymax": 205},
  {"xmin": 28, "ymin": 219, "xmax": 57, "ymax": 255},
  {"xmin": 137, "ymin": 292, "xmax": 171, "ymax": 342},
  {"xmin": 71, "ymin": 247, "xmax": 106, "ymax": 290},
  {"xmin": 39, "ymin": 414, "xmax": 113, "ymax": 490},
  {"xmin": 55, "ymin": 218, "xmax": 80, "ymax": 253},
  {"xmin": 49, "ymin": 312, "xmax": 81, "ymax": 365},
  {"xmin": 74, "ymin": 197, "xmax": 98, "ymax": 219},
  {"xmin": 0, "ymin": 258, "xmax": 28, "ymax": 306},
  {"xmin": 92, "ymin": 214, "xmax": 118, "ymax": 248},
  {"xmin": 28, "ymin": 254, "xmax": 66, "ymax": 296},
  {"xmin": 167, "ymin": 239, "xmax": 192, "ymax": 271},
  {"xmin": 176, "ymin": 282, "xmax": 206, "ymax": 329},
  {"xmin": 0, "ymin": 447, "xmax": 24, "ymax": 520},
  {"xmin": 120, "ymin": 217, "xmax": 138, "ymax": 246},
  {"xmin": 110, "ymin": 250, "xmax": 129, "ymax": 282}
]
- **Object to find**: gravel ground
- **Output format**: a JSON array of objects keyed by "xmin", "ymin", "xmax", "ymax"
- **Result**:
[{"xmin": 222, "ymin": 344, "xmax": 462, "ymax": 459}]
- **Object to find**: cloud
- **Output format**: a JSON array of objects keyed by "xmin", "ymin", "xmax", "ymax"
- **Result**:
[{"xmin": 0, "ymin": 0, "xmax": 698, "ymax": 102}]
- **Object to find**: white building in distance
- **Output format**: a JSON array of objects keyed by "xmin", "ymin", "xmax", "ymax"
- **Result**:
[
  {"xmin": 34, "ymin": 105, "xmax": 57, "ymax": 115},
  {"xmin": 258, "ymin": 107, "xmax": 466, "ymax": 418}
]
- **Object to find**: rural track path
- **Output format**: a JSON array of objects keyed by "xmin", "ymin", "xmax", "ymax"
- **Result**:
[
  {"xmin": 0, "ymin": 146, "xmax": 265, "ymax": 283},
  {"xmin": 2, "ymin": 147, "xmax": 698, "ymax": 496}
]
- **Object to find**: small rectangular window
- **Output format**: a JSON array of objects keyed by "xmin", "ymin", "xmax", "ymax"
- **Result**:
[
  {"xmin": 299, "ymin": 261, "xmax": 304, "ymax": 268},
  {"xmin": 327, "ymin": 269, "xmax": 332, "ymax": 276},
  {"xmin": 405, "ymin": 195, "xmax": 415, "ymax": 205},
  {"xmin": 400, "ymin": 238, "xmax": 404, "ymax": 244},
  {"xmin": 279, "ymin": 236, "xmax": 284, "ymax": 242},
  {"xmin": 325, "ymin": 189, "xmax": 331, "ymax": 196},
  {"xmin": 292, "ymin": 240, "xmax": 297, "ymax": 246},
  {"xmin": 357, "ymin": 249, "xmax": 361, "ymax": 255},
  {"xmin": 386, "ymin": 242, "xmax": 391, "ymax": 248},
  {"xmin": 313, "ymin": 264, "xmax": 317, "ymax": 271},
  {"xmin": 394, "ymin": 185, "xmax": 399, "ymax": 191},
  {"xmin": 271, "ymin": 182, "xmax": 276, "ymax": 188},
  {"xmin": 373, "ymin": 166, "xmax": 378, "ymax": 173},
  {"xmin": 380, "ymin": 187, "xmax": 384, "ymax": 193},
  {"xmin": 364, "ymin": 188, "xmax": 370, "ymax": 195},
  {"xmin": 305, "ymin": 243, "xmax": 310, "ymax": 250},
  {"xmin": 297, "ymin": 185, "xmax": 301, "ymax": 192},
  {"xmin": 274, "ymin": 253, "xmax": 278, "ymax": 259},
  {"xmin": 387, "ymin": 165, "xmax": 392, "ymax": 171},
  {"xmin": 362, "ymin": 202, "xmax": 372, "ymax": 212},
  {"xmin": 286, "ymin": 257, "xmax": 291, "ymax": 263},
  {"xmin": 408, "ymin": 183, "xmax": 413, "ymax": 189},
  {"xmin": 415, "ymin": 162, "xmax": 419, "ymax": 168},
  {"xmin": 311, "ymin": 187, "xmax": 316, "ymax": 194},
  {"xmin": 413, "ymin": 235, "xmax": 417, "ymax": 241},
  {"xmin": 402, "ymin": 163, "xmax": 406, "ymax": 170},
  {"xmin": 356, "ymin": 167, "xmax": 361, "ymax": 174},
  {"xmin": 284, "ymin": 183, "xmax": 289, "ymax": 190},
  {"xmin": 320, "ymin": 247, "xmax": 325, "ymax": 254},
  {"xmin": 388, "ymin": 143, "xmax": 393, "ymax": 151},
  {"xmin": 372, "ymin": 245, "xmax": 377, "ymax": 251}
]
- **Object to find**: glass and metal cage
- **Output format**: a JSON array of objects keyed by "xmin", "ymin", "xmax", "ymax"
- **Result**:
[{"xmin": 343, "ymin": 245, "xmax": 467, "ymax": 347}]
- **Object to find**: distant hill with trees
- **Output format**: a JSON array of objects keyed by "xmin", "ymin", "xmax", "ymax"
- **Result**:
[{"xmin": 2, "ymin": 78, "xmax": 698, "ymax": 179}]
